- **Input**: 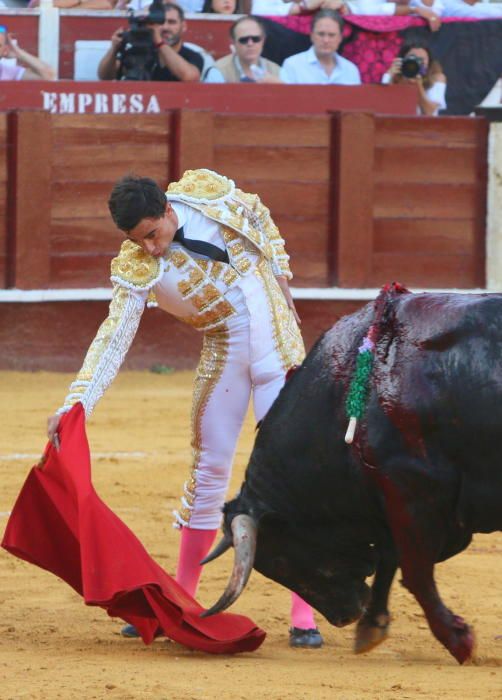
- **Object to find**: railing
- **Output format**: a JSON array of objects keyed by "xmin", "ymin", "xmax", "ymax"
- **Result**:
[{"xmin": 0, "ymin": 108, "xmax": 487, "ymax": 291}]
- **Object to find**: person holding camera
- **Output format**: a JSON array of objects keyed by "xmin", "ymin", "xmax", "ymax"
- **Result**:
[
  {"xmin": 381, "ymin": 38, "xmax": 446, "ymax": 116},
  {"xmin": 98, "ymin": 2, "xmax": 203, "ymax": 81}
]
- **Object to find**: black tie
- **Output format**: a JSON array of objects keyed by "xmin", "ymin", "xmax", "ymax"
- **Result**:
[{"xmin": 173, "ymin": 226, "xmax": 229, "ymax": 264}]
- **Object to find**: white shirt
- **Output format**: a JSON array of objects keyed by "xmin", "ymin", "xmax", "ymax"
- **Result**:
[
  {"xmin": 381, "ymin": 72, "xmax": 447, "ymax": 115},
  {"xmin": 171, "ymin": 201, "xmax": 226, "ymax": 255},
  {"xmin": 252, "ymin": 0, "xmax": 291, "ymax": 15},
  {"xmin": 441, "ymin": 0, "xmax": 502, "ymax": 17},
  {"xmin": 346, "ymin": 0, "xmax": 396, "ymax": 15},
  {"xmin": 281, "ymin": 46, "xmax": 361, "ymax": 85}
]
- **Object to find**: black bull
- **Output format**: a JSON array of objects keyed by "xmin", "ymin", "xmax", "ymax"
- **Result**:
[{"xmin": 202, "ymin": 289, "xmax": 502, "ymax": 664}]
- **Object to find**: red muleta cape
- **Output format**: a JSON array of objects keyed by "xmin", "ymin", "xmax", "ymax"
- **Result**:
[{"xmin": 1, "ymin": 403, "xmax": 265, "ymax": 654}]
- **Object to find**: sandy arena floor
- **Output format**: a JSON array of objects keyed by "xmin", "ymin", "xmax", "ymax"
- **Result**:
[{"xmin": 1, "ymin": 370, "xmax": 501, "ymax": 700}]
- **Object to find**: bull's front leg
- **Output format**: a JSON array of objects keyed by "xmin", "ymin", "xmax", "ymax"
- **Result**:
[
  {"xmin": 354, "ymin": 543, "xmax": 397, "ymax": 654},
  {"xmin": 399, "ymin": 558, "xmax": 474, "ymax": 664},
  {"xmin": 369, "ymin": 469, "xmax": 474, "ymax": 664}
]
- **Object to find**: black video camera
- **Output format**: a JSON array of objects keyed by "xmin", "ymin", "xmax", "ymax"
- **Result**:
[
  {"xmin": 401, "ymin": 54, "xmax": 426, "ymax": 80},
  {"xmin": 118, "ymin": 0, "xmax": 166, "ymax": 81}
]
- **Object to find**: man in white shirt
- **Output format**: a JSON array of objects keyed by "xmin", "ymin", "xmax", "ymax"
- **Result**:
[{"xmin": 281, "ymin": 9, "xmax": 361, "ymax": 85}]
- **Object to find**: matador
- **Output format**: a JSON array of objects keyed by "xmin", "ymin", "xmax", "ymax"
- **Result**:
[{"xmin": 47, "ymin": 168, "xmax": 323, "ymax": 648}]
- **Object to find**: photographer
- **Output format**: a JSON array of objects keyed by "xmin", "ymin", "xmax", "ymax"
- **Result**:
[
  {"xmin": 381, "ymin": 38, "xmax": 446, "ymax": 116},
  {"xmin": 98, "ymin": 2, "xmax": 202, "ymax": 82}
]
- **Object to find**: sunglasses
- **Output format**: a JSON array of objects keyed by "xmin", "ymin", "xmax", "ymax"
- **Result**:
[{"xmin": 237, "ymin": 35, "xmax": 263, "ymax": 45}]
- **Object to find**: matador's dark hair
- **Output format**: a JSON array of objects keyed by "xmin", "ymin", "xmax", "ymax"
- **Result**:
[{"xmin": 108, "ymin": 175, "xmax": 167, "ymax": 232}]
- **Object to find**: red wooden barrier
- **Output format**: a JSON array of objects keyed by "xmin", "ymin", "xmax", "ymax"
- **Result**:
[{"xmin": 0, "ymin": 109, "xmax": 489, "ymax": 292}]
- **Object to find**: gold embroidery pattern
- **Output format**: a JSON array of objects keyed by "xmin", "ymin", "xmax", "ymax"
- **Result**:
[
  {"xmin": 167, "ymin": 169, "xmax": 234, "ymax": 202},
  {"xmin": 223, "ymin": 268, "xmax": 239, "ymax": 286},
  {"xmin": 177, "ymin": 267, "xmax": 206, "ymax": 298},
  {"xmin": 222, "ymin": 228, "xmax": 239, "ymax": 245},
  {"xmin": 192, "ymin": 284, "xmax": 220, "ymax": 312},
  {"xmin": 255, "ymin": 261, "xmax": 305, "ymax": 371},
  {"xmin": 170, "ymin": 249, "xmax": 190, "ymax": 269},
  {"xmin": 228, "ymin": 242, "xmax": 245, "ymax": 257},
  {"xmin": 110, "ymin": 240, "xmax": 162, "ymax": 289},
  {"xmin": 174, "ymin": 327, "xmax": 230, "ymax": 527},
  {"xmin": 177, "ymin": 300, "xmax": 236, "ymax": 332},
  {"xmin": 147, "ymin": 289, "xmax": 157, "ymax": 306},
  {"xmin": 60, "ymin": 286, "xmax": 145, "ymax": 416}
]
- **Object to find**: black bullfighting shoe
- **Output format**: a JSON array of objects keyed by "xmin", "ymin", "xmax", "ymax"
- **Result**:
[
  {"xmin": 120, "ymin": 624, "xmax": 163, "ymax": 639},
  {"xmin": 289, "ymin": 627, "xmax": 324, "ymax": 649}
]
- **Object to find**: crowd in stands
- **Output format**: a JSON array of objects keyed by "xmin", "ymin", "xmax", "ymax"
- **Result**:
[{"xmin": 1, "ymin": 0, "xmax": 501, "ymax": 114}]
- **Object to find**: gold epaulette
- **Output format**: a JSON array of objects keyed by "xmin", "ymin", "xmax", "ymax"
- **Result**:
[
  {"xmin": 166, "ymin": 169, "xmax": 235, "ymax": 204},
  {"xmin": 110, "ymin": 240, "xmax": 163, "ymax": 291}
]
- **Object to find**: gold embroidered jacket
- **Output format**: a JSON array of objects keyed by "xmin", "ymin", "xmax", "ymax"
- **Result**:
[{"xmin": 58, "ymin": 169, "xmax": 303, "ymax": 417}]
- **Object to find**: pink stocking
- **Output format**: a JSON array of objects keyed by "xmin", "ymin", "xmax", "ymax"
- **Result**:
[
  {"xmin": 175, "ymin": 526, "xmax": 218, "ymax": 598},
  {"xmin": 290, "ymin": 592, "xmax": 316, "ymax": 630}
]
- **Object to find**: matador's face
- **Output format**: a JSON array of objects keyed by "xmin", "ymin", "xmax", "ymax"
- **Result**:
[{"xmin": 126, "ymin": 203, "xmax": 178, "ymax": 258}]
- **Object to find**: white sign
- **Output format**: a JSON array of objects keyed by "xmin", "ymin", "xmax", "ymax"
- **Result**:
[{"xmin": 41, "ymin": 91, "xmax": 162, "ymax": 114}]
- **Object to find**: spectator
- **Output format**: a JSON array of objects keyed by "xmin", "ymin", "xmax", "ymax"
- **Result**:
[
  {"xmin": 201, "ymin": 0, "xmax": 240, "ymax": 12},
  {"xmin": 250, "ymin": 0, "xmax": 292, "ymax": 13},
  {"xmin": 0, "ymin": 27, "xmax": 55, "ymax": 80},
  {"xmin": 382, "ymin": 37, "xmax": 446, "ymax": 115},
  {"xmin": 175, "ymin": 0, "xmax": 205, "ymax": 10},
  {"xmin": 441, "ymin": 0, "xmax": 502, "ymax": 18},
  {"xmin": 214, "ymin": 15, "xmax": 281, "ymax": 82},
  {"xmin": 29, "ymin": 0, "xmax": 115, "ymax": 9},
  {"xmin": 279, "ymin": 0, "xmax": 442, "ymax": 30},
  {"xmin": 280, "ymin": 9, "xmax": 361, "ymax": 84},
  {"xmin": 98, "ymin": 2, "xmax": 203, "ymax": 81}
]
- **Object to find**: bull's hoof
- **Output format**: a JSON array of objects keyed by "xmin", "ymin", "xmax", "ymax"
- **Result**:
[
  {"xmin": 354, "ymin": 614, "xmax": 390, "ymax": 654},
  {"xmin": 448, "ymin": 617, "xmax": 475, "ymax": 665}
]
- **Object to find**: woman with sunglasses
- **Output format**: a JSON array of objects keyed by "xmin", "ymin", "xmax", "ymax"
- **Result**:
[{"xmin": 214, "ymin": 15, "xmax": 281, "ymax": 83}]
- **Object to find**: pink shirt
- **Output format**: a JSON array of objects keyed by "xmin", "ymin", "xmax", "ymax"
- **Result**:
[{"xmin": 0, "ymin": 63, "xmax": 25, "ymax": 81}]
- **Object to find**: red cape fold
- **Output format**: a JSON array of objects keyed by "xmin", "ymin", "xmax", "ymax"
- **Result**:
[{"xmin": 1, "ymin": 403, "xmax": 265, "ymax": 654}]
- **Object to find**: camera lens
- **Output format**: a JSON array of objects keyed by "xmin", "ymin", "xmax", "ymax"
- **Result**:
[{"xmin": 401, "ymin": 54, "xmax": 422, "ymax": 79}]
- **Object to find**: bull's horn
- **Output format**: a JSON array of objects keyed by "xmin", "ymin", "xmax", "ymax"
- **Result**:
[
  {"xmin": 200, "ymin": 514, "xmax": 257, "ymax": 618},
  {"xmin": 200, "ymin": 534, "xmax": 232, "ymax": 565}
]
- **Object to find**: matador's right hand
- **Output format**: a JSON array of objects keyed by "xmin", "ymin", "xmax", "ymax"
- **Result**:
[{"xmin": 47, "ymin": 413, "xmax": 61, "ymax": 450}]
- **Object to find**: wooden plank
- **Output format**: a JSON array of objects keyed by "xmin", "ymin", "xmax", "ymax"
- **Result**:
[
  {"xmin": 171, "ymin": 110, "xmax": 214, "ymax": 180},
  {"xmin": 0, "ymin": 113, "xmax": 7, "ymax": 287},
  {"xmin": 52, "ymin": 143, "xmax": 169, "ymax": 167},
  {"xmin": 51, "ymin": 218, "xmax": 120, "ymax": 255},
  {"xmin": 232, "ymin": 180, "xmax": 329, "ymax": 219},
  {"xmin": 374, "ymin": 146, "xmax": 482, "ymax": 185},
  {"xmin": 275, "ymin": 217, "xmax": 329, "ymax": 287},
  {"xmin": 374, "ymin": 183, "xmax": 480, "ymax": 219},
  {"xmin": 52, "ymin": 182, "xmax": 113, "ymax": 219},
  {"xmin": 52, "ymin": 114, "xmax": 171, "ymax": 139},
  {"xmin": 50, "ymin": 254, "xmax": 112, "ymax": 288},
  {"xmin": 375, "ymin": 116, "xmax": 486, "ymax": 150},
  {"xmin": 331, "ymin": 111, "xmax": 375, "ymax": 287},
  {"xmin": 214, "ymin": 114, "xmax": 330, "ymax": 148},
  {"xmin": 370, "ymin": 252, "xmax": 483, "ymax": 288},
  {"xmin": 374, "ymin": 219, "xmax": 477, "ymax": 255},
  {"xmin": 214, "ymin": 146, "xmax": 330, "ymax": 182},
  {"xmin": 52, "ymin": 160, "xmax": 170, "ymax": 184},
  {"xmin": 7, "ymin": 111, "xmax": 52, "ymax": 289}
]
